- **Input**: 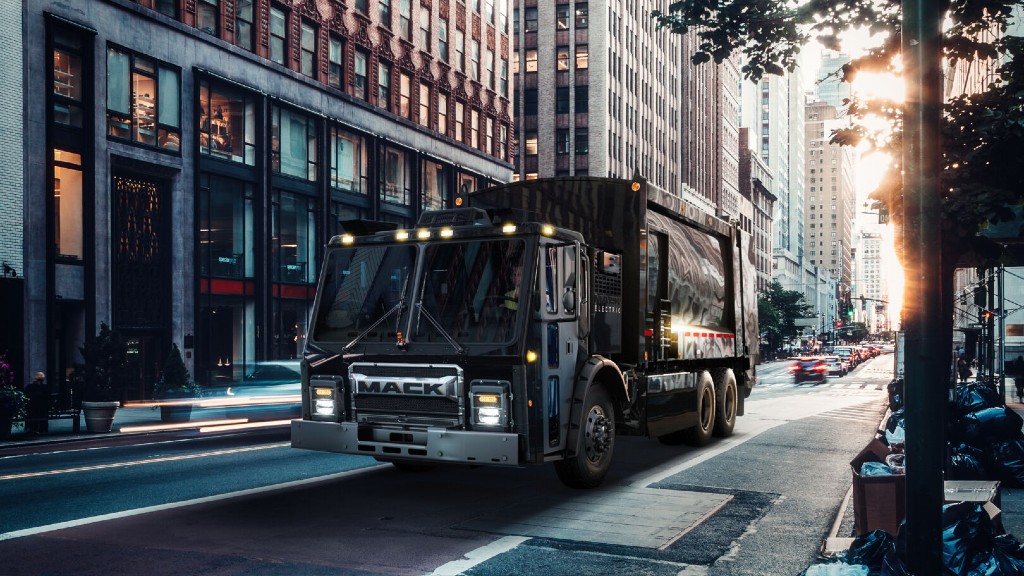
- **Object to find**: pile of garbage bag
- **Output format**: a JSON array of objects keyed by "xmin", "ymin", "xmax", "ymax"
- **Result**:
[
  {"xmin": 806, "ymin": 503, "xmax": 1024, "ymax": 576},
  {"xmin": 948, "ymin": 381, "xmax": 1024, "ymax": 487}
]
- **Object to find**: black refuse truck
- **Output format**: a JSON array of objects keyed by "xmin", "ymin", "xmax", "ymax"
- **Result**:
[{"xmin": 292, "ymin": 177, "xmax": 759, "ymax": 487}]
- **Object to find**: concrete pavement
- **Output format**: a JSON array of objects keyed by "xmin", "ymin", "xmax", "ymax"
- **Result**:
[{"xmin": 2, "ymin": 377, "xmax": 1023, "ymax": 572}]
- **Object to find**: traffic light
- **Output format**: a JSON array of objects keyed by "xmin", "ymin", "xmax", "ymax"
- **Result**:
[
  {"xmin": 835, "ymin": 320, "xmax": 843, "ymax": 328},
  {"xmin": 847, "ymin": 307, "xmax": 854, "ymax": 320}
]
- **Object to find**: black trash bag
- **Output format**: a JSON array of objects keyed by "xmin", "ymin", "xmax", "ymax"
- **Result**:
[
  {"xmin": 990, "ymin": 438, "xmax": 1024, "ymax": 487},
  {"xmin": 955, "ymin": 534, "xmax": 1024, "ymax": 575},
  {"xmin": 881, "ymin": 521, "xmax": 911, "ymax": 576},
  {"xmin": 888, "ymin": 378, "xmax": 905, "ymax": 411},
  {"xmin": 942, "ymin": 502, "xmax": 995, "ymax": 576},
  {"xmin": 992, "ymin": 534, "xmax": 1024, "ymax": 574},
  {"xmin": 886, "ymin": 408, "xmax": 906, "ymax": 434},
  {"xmin": 962, "ymin": 407, "xmax": 1024, "ymax": 444},
  {"xmin": 948, "ymin": 407, "xmax": 968, "ymax": 445},
  {"xmin": 957, "ymin": 382, "xmax": 1002, "ymax": 415},
  {"xmin": 949, "ymin": 443, "xmax": 989, "ymax": 481},
  {"xmin": 847, "ymin": 530, "xmax": 895, "ymax": 570}
]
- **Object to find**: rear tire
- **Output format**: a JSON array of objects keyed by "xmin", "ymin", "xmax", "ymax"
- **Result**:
[
  {"xmin": 713, "ymin": 370, "xmax": 737, "ymax": 438},
  {"xmin": 682, "ymin": 372, "xmax": 716, "ymax": 446},
  {"xmin": 554, "ymin": 385, "xmax": 615, "ymax": 488}
]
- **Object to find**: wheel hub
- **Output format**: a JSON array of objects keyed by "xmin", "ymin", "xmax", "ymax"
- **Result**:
[{"xmin": 585, "ymin": 408, "xmax": 611, "ymax": 460}]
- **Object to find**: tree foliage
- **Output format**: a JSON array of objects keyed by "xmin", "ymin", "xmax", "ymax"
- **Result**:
[
  {"xmin": 758, "ymin": 280, "xmax": 813, "ymax": 354},
  {"xmin": 654, "ymin": 0, "xmax": 1024, "ymax": 265}
]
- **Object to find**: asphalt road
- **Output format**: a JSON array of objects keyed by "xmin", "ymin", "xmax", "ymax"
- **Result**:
[{"xmin": 0, "ymin": 355, "xmax": 894, "ymax": 576}]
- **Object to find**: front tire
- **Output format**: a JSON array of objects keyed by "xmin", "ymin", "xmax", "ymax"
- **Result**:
[
  {"xmin": 682, "ymin": 372, "xmax": 716, "ymax": 446},
  {"xmin": 713, "ymin": 370, "xmax": 737, "ymax": 438},
  {"xmin": 554, "ymin": 385, "xmax": 615, "ymax": 488}
]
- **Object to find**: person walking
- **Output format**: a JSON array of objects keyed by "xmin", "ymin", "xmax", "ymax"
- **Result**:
[
  {"xmin": 24, "ymin": 371, "xmax": 49, "ymax": 434},
  {"xmin": 957, "ymin": 356, "xmax": 972, "ymax": 383}
]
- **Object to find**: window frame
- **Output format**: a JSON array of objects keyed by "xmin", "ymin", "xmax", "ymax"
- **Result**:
[{"xmin": 106, "ymin": 44, "xmax": 182, "ymax": 153}]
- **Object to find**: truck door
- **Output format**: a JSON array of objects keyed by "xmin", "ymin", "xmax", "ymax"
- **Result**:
[{"xmin": 539, "ymin": 241, "xmax": 580, "ymax": 452}]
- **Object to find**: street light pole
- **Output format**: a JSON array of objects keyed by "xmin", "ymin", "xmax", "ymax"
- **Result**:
[{"xmin": 903, "ymin": 0, "xmax": 946, "ymax": 572}]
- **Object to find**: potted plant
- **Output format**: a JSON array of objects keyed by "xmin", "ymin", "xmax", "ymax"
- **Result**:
[
  {"xmin": 0, "ymin": 355, "xmax": 27, "ymax": 440},
  {"xmin": 153, "ymin": 343, "xmax": 202, "ymax": 422},
  {"xmin": 79, "ymin": 323, "xmax": 128, "ymax": 433}
]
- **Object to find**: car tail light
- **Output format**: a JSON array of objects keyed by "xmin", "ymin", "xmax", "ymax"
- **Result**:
[
  {"xmin": 815, "ymin": 364, "xmax": 828, "ymax": 372},
  {"xmin": 788, "ymin": 364, "xmax": 800, "ymax": 372}
]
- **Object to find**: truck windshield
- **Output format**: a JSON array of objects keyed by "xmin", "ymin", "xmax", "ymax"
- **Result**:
[
  {"xmin": 311, "ymin": 245, "xmax": 416, "ymax": 342},
  {"xmin": 413, "ymin": 239, "xmax": 527, "ymax": 344}
]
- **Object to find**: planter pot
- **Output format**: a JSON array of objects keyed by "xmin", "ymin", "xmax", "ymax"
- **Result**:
[
  {"xmin": 160, "ymin": 402, "xmax": 193, "ymax": 423},
  {"xmin": 81, "ymin": 401, "xmax": 119, "ymax": 433}
]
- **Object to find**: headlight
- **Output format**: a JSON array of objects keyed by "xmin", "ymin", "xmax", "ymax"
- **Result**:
[
  {"xmin": 310, "ymin": 377, "xmax": 344, "ymax": 421},
  {"xmin": 470, "ymin": 382, "xmax": 511, "ymax": 430}
]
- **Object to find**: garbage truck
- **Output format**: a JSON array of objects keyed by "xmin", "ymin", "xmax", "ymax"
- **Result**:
[{"xmin": 292, "ymin": 176, "xmax": 759, "ymax": 487}]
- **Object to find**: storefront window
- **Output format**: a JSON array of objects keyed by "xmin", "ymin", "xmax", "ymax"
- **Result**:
[
  {"xmin": 271, "ymin": 105, "xmax": 318, "ymax": 181},
  {"xmin": 382, "ymin": 146, "xmax": 411, "ymax": 206},
  {"xmin": 107, "ymin": 46, "xmax": 181, "ymax": 151},
  {"xmin": 53, "ymin": 149, "xmax": 83, "ymax": 261},
  {"xmin": 198, "ymin": 175, "xmax": 254, "ymax": 279},
  {"xmin": 199, "ymin": 79, "xmax": 257, "ymax": 165},
  {"xmin": 422, "ymin": 160, "xmax": 450, "ymax": 211},
  {"xmin": 272, "ymin": 190, "xmax": 317, "ymax": 285},
  {"xmin": 52, "ymin": 30, "xmax": 84, "ymax": 127},
  {"xmin": 329, "ymin": 126, "xmax": 367, "ymax": 195},
  {"xmin": 197, "ymin": 298, "xmax": 255, "ymax": 386}
]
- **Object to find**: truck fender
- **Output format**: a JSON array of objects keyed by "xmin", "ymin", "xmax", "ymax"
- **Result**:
[{"xmin": 565, "ymin": 356, "xmax": 626, "ymax": 458}]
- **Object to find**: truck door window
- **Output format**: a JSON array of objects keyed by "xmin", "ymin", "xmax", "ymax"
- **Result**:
[{"xmin": 544, "ymin": 245, "xmax": 558, "ymax": 314}]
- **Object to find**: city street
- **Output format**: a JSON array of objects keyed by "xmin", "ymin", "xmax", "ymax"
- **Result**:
[{"xmin": 0, "ymin": 356, "xmax": 893, "ymax": 576}]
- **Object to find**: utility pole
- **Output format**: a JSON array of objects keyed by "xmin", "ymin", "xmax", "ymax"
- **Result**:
[{"xmin": 902, "ymin": 0, "xmax": 945, "ymax": 572}]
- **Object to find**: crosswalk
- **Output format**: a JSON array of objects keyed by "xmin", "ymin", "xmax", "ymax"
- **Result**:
[
  {"xmin": 814, "ymin": 399, "xmax": 889, "ymax": 424},
  {"xmin": 757, "ymin": 378, "xmax": 887, "ymax": 392}
]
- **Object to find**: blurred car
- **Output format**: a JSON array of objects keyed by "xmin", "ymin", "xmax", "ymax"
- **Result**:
[
  {"xmin": 822, "ymin": 355, "xmax": 847, "ymax": 377},
  {"xmin": 219, "ymin": 360, "xmax": 302, "ymax": 420},
  {"xmin": 789, "ymin": 357, "xmax": 829, "ymax": 384}
]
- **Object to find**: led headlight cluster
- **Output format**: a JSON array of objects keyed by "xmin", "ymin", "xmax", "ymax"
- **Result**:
[
  {"xmin": 470, "ymin": 382, "xmax": 511, "ymax": 430},
  {"xmin": 309, "ymin": 377, "xmax": 343, "ymax": 421}
]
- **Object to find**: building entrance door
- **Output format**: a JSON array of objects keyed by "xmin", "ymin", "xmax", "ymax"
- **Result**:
[{"xmin": 111, "ymin": 171, "xmax": 170, "ymax": 400}]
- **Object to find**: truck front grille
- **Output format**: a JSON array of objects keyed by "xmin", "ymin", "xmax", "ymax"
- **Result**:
[{"xmin": 349, "ymin": 362, "xmax": 464, "ymax": 427}]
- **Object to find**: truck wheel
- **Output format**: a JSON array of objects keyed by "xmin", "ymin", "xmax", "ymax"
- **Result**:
[
  {"xmin": 554, "ymin": 385, "xmax": 615, "ymax": 488},
  {"xmin": 713, "ymin": 370, "xmax": 737, "ymax": 438},
  {"xmin": 682, "ymin": 372, "xmax": 716, "ymax": 446}
]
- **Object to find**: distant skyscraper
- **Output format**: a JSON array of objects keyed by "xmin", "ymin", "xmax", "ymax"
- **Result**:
[
  {"xmin": 805, "ymin": 101, "xmax": 856, "ymax": 295},
  {"xmin": 742, "ymin": 67, "xmax": 805, "ymax": 293},
  {"xmin": 816, "ymin": 51, "xmax": 853, "ymax": 112},
  {"xmin": 679, "ymin": 34, "xmax": 741, "ymax": 220},
  {"xmin": 511, "ymin": 1, "xmax": 681, "ymax": 193}
]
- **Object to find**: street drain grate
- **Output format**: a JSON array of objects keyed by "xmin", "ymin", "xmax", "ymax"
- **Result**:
[{"xmin": 456, "ymin": 485, "xmax": 731, "ymax": 549}]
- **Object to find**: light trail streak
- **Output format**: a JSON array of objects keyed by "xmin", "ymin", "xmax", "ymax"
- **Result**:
[{"xmin": 0, "ymin": 442, "xmax": 289, "ymax": 481}]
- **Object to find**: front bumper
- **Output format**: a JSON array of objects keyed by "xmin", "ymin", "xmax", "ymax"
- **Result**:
[{"xmin": 291, "ymin": 420, "xmax": 521, "ymax": 466}]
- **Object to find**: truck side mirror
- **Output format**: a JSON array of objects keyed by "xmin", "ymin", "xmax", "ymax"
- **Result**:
[{"xmin": 563, "ymin": 288, "xmax": 576, "ymax": 314}]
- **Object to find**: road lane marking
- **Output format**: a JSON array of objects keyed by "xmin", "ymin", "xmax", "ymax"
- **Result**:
[
  {"xmin": 0, "ymin": 464, "xmax": 384, "ymax": 541},
  {"xmin": 0, "ymin": 442, "xmax": 291, "ymax": 481},
  {"xmin": 428, "ymin": 535, "xmax": 531, "ymax": 576}
]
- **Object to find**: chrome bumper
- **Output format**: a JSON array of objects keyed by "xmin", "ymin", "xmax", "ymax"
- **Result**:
[{"xmin": 291, "ymin": 420, "xmax": 520, "ymax": 466}]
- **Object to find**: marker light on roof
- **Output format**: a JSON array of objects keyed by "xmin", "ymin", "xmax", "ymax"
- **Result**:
[
  {"xmin": 502, "ymin": 223, "xmax": 517, "ymax": 234},
  {"xmin": 341, "ymin": 235, "xmax": 354, "ymax": 245},
  {"xmin": 541, "ymin": 224, "xmax": 554, "ymax": 236},
  {"xmin": 440, "ymin": 228, "xmax": 455, "ymax": 238},
  {"xmin": 417, "ymin": 229, "xmax": 431, "ymax": 240},
  {"xmin": 396, "ymin": 230, "xmax": 410, "ymax": 241}
]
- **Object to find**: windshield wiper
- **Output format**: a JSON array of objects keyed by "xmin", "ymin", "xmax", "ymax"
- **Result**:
[
  {"xmin": 344, "ymin": 277, "xmax": 409, "ymax": 354},
  {"xmin": 414, "ymin": 302, "xmax": 466, "ymax": 354}
]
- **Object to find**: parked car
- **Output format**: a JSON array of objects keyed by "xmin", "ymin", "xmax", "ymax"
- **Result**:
[
  {"xmin": 822, "ymin": 355, "xmax": 847, "ymax": 377},
  {"xmin": 789, "ymin": 357, "xmax": 829, "ymax": 384}
]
